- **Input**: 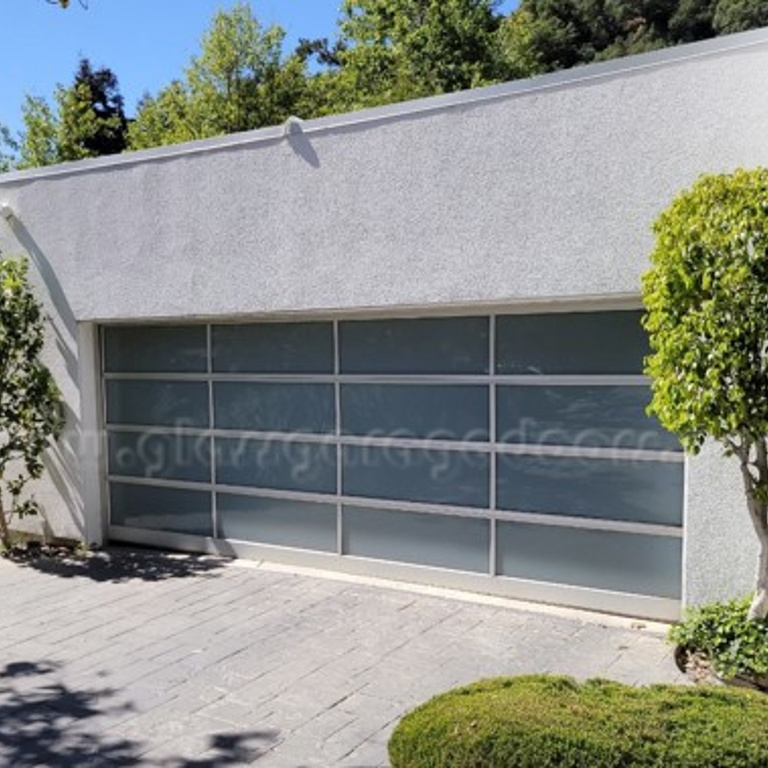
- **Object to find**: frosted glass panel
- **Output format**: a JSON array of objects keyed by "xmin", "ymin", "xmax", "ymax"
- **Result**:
[
  {"xmin": 110, "ymin": 482, "xmax": 212, "ymax": 536},
  {"xmin": 104, "ymin": 325, "xmax": 207, "ymax": 373},
  {"xmin": 341, "ymin": 384, "xmax": 489, "ymax": 441},
  {"xmin": 496, "ymin": 455, "xmax": 683, "ymax": 526},
  {"xmin": 216, "ymin": 438, "xmax": 336, "ymax": 494},
  {"xmin": 497, "ymin": 522, "xmax": 682, "ymax": 598},
  {"xmin": 212, "ymin": 322, "xmax": 333, "ymax": 373},
  {"xmin": 106, "ymin": 380, "xmax": 209, "ymax": 428},
  {"xmin": 342, "ymin": 445, "xmax": 489, "ymax": 508},
  {"xmin": 217, "ymin": 494, "xmax": 337, "ymax": 552},
  {"xmin": 496, "ymin": 311, "xmax": 649, "ymax": 375},
  {"xmin": 340, "ymin": 317, "xmax": 489, "ymax": 374},
  {"xmin": 214, "ymin": 382, "xmax": 335, "ymax": 434},
  {"xmin": 343, "ymin": 506, "xmax": 489, "ymax": 572},
  {"xmin": 496, "ymin": 386, "xmax": 680, "ymax": 452},
  {"xmin": 108, "ymin": 431, "xmax": 211, "ymax": 483}
]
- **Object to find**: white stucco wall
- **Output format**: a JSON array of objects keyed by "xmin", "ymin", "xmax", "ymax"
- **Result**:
[{"xmin": 1, "ymin": 28, "xmax": 767, "ymax": 606}]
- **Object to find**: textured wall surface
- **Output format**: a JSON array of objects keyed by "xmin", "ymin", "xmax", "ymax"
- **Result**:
[
  {"xmin": 1, "ymin": 29, "xmax": 766, "ymax": 605},
  {"xmin": 685, "ymin": 444, "xmax": 758, "ymax": 606}
]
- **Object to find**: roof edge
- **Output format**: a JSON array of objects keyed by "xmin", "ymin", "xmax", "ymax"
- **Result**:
[{"xmin": 2, "ymin": 25, "xmax": 768, "ymax": 186}]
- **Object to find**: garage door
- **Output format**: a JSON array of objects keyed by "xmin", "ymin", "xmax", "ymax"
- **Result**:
[{"xmin": 103, "ymin": 310, "xmax": 683, "ymax": 617}]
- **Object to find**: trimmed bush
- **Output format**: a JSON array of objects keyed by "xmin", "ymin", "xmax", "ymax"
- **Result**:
[
  {"xmin": 669, "ymin": 596, "xmax": 768, "ymax": 683},
  {"xmin": 388, "ymin": 675, "xmax": 768, "ymax": 768}
]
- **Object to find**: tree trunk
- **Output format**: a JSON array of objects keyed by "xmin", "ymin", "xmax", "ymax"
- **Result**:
[
  {"xmin": 737, "ymin": 437, "xmax": 768, "ymax": 620},
  {"xmin": 0, "ymin": 492, "xmax": 9, "ymax": 551},
  {"xmin": 749, "ymin": 535, "xmax": 768, "ymax": 620}
]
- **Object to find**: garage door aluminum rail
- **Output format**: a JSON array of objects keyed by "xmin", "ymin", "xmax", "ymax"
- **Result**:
[{"xmin": 103, "ymin": 311, "xmax": 684, "ymax": 619}]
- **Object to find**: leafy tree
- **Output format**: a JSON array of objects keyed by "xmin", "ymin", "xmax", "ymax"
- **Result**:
[
  {"xmin": 642, "ymin": 169, "xmax": 768, "ymax": 620},
  {"xmin": 185, "ymin": 3, "xmax": 284, "ymax": 135},
  {"xmin": 496, "ymin": 0, "xmax": 739, "ymax": 75},
  {"xmin": 498, "ymin": 0, "xmax": 623, "ymax": 73},
  {"xmin": 129, "ymin": 3, "xmax": 306, "ymax": 149},
  {"xmin": 0, "ymin": 256, "xmax": 64, "ymax": 550},
  {"xmin": 322, "ymin": 0, "xmax": 502, "ymax": 110},
  {"xmin": 127, "ymin": 81, "xmax": 196, "ymax": 150},
  {"xmin": 16, "ymin": 96, "xmax": 58, "ymax": 168},
  {"xmin": 16, "ymin": 58, "xmax": 127, "ymax": 168},
  {"xmin": 668, "ymin": 0, "xmax": 716, "ymax": 42},
  {"xmin": 32, "ymin": 0, "xmax": 768, "ymax": 157},
  {"xmin": 0, "ymin": 124, "xmax": 18, "ymax": 173},
  {"xmin": 713, "ymin": 0, "xmax": 768, "ymax": 34},
  {"xmin": 62, "ymin": 59, "xmax": 127, "ymax": 158}
]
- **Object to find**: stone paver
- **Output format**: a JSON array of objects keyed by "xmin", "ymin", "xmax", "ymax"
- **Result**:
[{"xmin": 0, "ymin": 548, "xmax": 684, "ymax": 767}]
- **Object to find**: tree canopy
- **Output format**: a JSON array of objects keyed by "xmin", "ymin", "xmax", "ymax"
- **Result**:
[
  {"xmin": 6, "ymin": 0, "xmax": 768, "ymax": 165},
  {"xmin": 15, "ymin": 58, "xmax": 127, "ymax": 169},
  {"xmin": 643, "ymin": 169, "xmax": 768, "ymax": 620}
]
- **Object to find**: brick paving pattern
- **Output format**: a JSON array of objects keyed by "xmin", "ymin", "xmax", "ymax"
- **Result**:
[{"xmin": 0, "ymin": 548, "xmax": 684, "ymax": 767}]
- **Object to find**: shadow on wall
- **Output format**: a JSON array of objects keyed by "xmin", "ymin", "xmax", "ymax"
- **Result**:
[
  {"xmin": 287, "ymin": 130, "xmax": 320, "ymax": 168},
  {"xmin": 3, "ymin": 214, "xmax": 86, "ymax": 545},
  {"xmin": 0, "ymin": 660, "xmax": 280, "ymax": 767},
  {"xmin": 22, "ymin": 545, "xmax": 230, "ymax": 583}
]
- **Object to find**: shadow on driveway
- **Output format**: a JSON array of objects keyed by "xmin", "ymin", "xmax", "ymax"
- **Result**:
[
  {"xmin": 17, "ymin": 546, "xmax": 231, "ymax": 584},
  {"xmin": 0, "ymin": 659, "xmax": 141, "ymax": 767},
  {"xmin": 0, "ymin": 661, "xmax": 281, "ymax": 767}
]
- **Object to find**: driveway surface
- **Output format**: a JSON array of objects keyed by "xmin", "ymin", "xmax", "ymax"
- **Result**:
[{"xmin": 0, "ymin": 548, "xmax": 684, "ymax": 767}]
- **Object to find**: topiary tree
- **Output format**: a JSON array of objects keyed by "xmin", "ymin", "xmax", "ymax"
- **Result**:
[
  {"xmin": 0, "ymin": 255, "xmax": 64, "ymax": 550},
  {"xmin": 643, "ymin": 168, "xmax": 768, "ymax": 620}
]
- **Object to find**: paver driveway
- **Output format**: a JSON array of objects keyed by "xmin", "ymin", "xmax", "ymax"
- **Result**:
[{"xmin": 0, "ymin": 548, "xmax": 684, "ymax": 767}]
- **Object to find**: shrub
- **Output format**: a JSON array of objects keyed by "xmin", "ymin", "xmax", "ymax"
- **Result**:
[
  {"xmin": 669, "ymin": 596, "xmax": 768, "ymax": 682},
  {"xmin": 388, "ymin": 675, "xmax": 768, "ymax": 768},
  {"xmin": 0, "ymin": 256, "xmax": 64, "ymax": 550},
  {"xmin": 642, "ymin": 168, "xmax": 768, "ymax": 620}
]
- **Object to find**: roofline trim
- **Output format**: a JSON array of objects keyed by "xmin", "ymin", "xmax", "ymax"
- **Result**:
[{"xmin": 2, "ymin": 25, "xmax": 768, "ymax": 186}]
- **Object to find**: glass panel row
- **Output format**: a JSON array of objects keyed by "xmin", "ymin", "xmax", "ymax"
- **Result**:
[
  {"xmin": 104, "ymin": 311, "xmax": 649, "ymax": 377},
  {"xmin": 107, "ymin": 434, "xmax": 683, "ymax": 527},
  {"xmin": 105, "ymin": 380, "xmax": 676, "ymax": 451},
  {"xmin": 109, "ymin": 483, "xmax": 681, "ymax": 599}
]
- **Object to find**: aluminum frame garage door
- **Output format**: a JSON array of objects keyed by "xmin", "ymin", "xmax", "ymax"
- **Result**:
[{"xmin": 103, "ymin": 310, "xmax": 683, "ymax": 618}]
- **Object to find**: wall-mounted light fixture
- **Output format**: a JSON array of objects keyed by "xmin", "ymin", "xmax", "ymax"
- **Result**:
[
  {"xmin": 0, "ymin": 204, "xmax": 14, "ymax": 222},
  {"xmin": 282, "ymin": 116, "xmax": 305, "ymax": 138}
]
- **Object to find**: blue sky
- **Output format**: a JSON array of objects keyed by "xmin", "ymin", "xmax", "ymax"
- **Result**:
[{"xmin": 1, "ymin": 0, "xmax": 517, "ymax": 137}]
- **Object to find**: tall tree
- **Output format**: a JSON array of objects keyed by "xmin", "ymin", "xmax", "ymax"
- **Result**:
[
  {"xmin": 713, "ymin": 0, "xmax": 768, "ymax": 34},
  {"xmin": 16, "ymin": 58, "xmax": 127, "ymax": 169},
  {"xmin": 495, "ymin": 0, "xmax": 732, "ymax": 76},
  {"xmin": 129, "ymin": 3, "xmax": 307, "ymax": 149},
  {"xmin": 16, "ymin": 97, "xmax": 58, "ymax": 168},
  {"xmin": 318, "ymin": 0, "xmax": 503, "ymax": 111},
  {"xmin": 0, "ymin": 125, "xmax": 17, "ymax": 173}
]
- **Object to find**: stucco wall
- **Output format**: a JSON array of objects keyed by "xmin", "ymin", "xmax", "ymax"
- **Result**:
[
  {"xmin": 1, "ymin": 29, "xmax": 767, "ymax": 606},
  {"xmin": 685, "ymin": 445, "xmax": 757, "ymax": 606}
]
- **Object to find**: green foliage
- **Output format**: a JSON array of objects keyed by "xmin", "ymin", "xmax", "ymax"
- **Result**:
[
  {"xmin": 713, "ymin": 0, "xmax": 768, "ymax": 34},
  {"xmin": 333, "ymin": 0, "xmax": 503, "ymax": 105},
  {"xmin": 0, "ymin": 124, "xmax": 18, "ymax": 173},
  {"xmin": 642, "ymin": 169, "xmax": 768, "ymax": 453},
  {"xmin": 16, "ymin": 58, "xmax": 127, "ymax": 169},
  {"xmin": 127, "ymin": 81, "xmax": 196, "ymax": 150},
  {"xmin": 670, "ymin": 596, "xmax": 768, "ymax": 680},
  {"xmin": 16, "ymin": 96, "xmax": 58, "ymax": 168},
  {"xmin": 389, "ymin": 674, "xmax": 768, "ymax": 767},
  {"xmin": 17, "ymin": 0, "xmax": 768, "ymax": 162},
  {"xmin": 129, "ymin": 3, "xmax": 304, "ymax": 149},
  {"xmin": 0, "ymin": 257, "xmax": 64, "ymax": 549}
]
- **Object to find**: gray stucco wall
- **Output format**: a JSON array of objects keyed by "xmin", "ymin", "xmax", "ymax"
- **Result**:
[{"xmin": 1, "ymin": 29, "xmax": 767, "ymax": 608}]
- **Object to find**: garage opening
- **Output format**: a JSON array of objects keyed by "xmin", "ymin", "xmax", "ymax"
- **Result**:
[{"xmin": 103, "ymin": 310, "xmax": 683, "ymax": 619}]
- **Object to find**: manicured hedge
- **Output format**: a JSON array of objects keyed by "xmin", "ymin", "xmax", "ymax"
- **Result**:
[{"xmin": 388, "ymin": 675, "xmax": 768, "ymax": 768}]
